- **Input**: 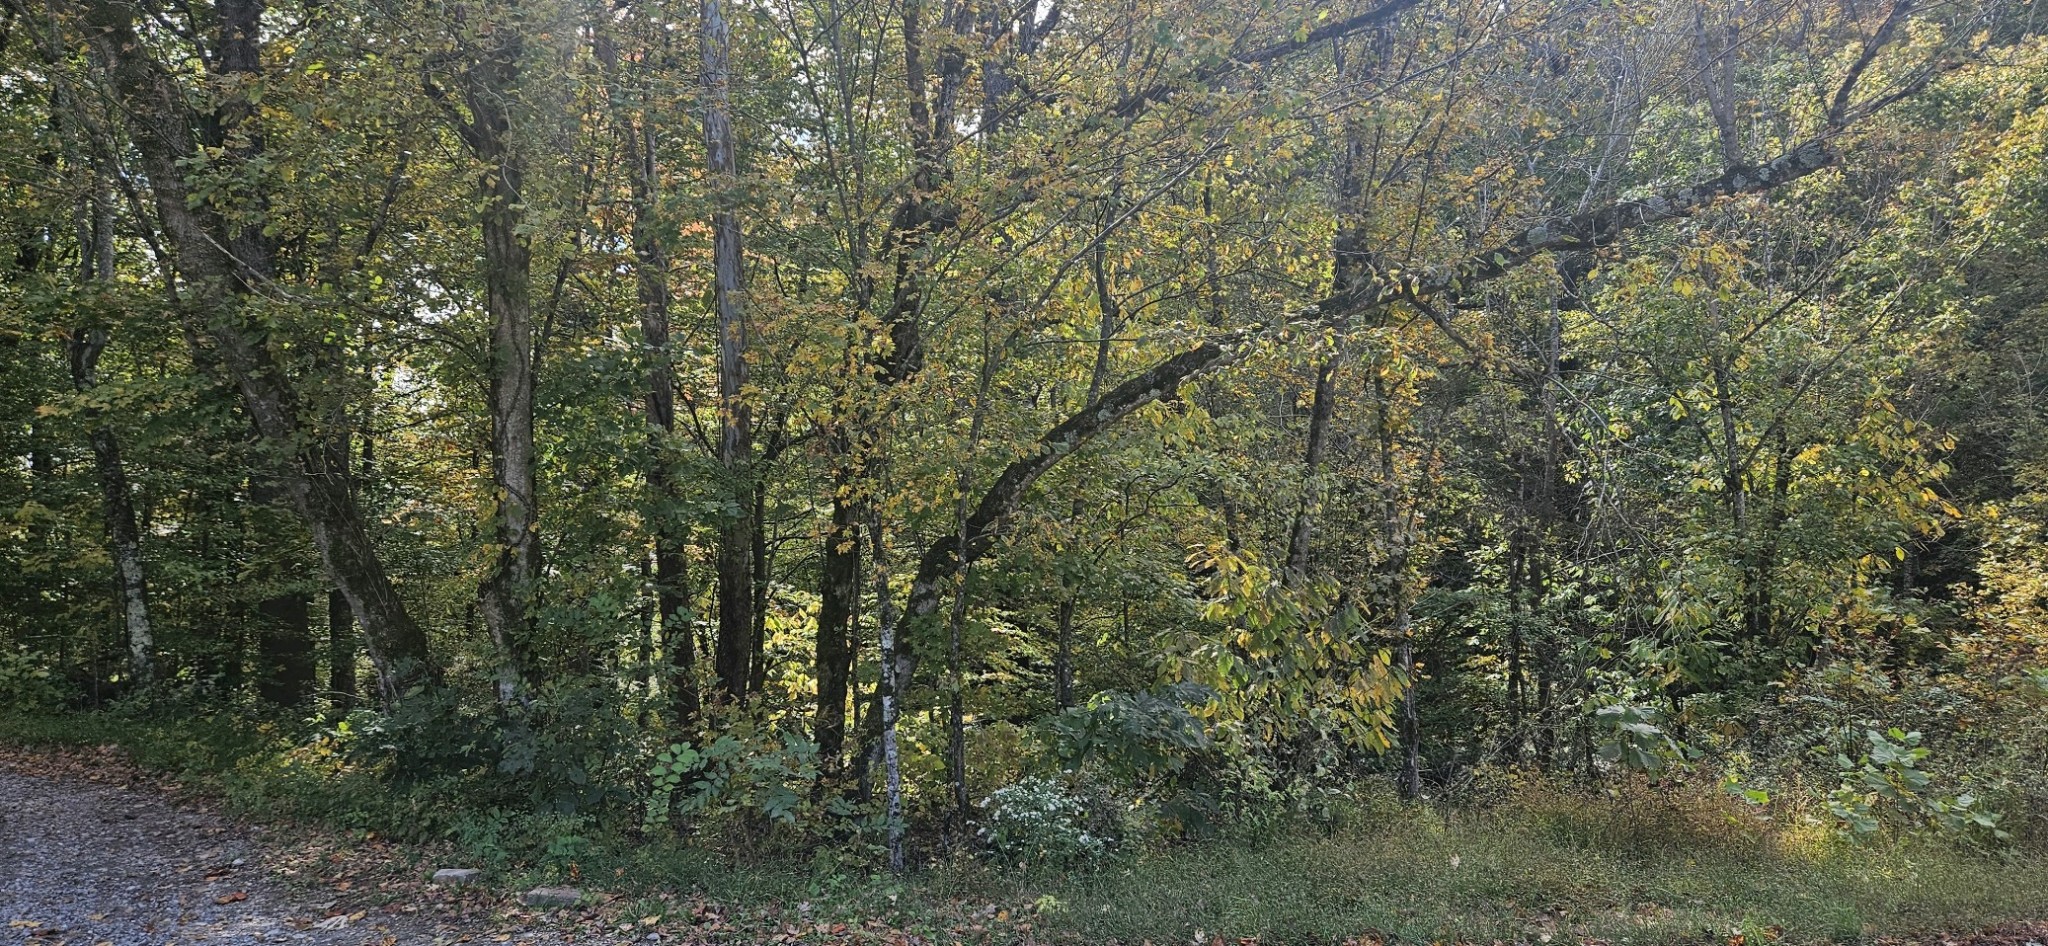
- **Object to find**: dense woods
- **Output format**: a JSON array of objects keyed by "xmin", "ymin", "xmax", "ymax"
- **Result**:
[{"xmin": 5, "ymin": 0, "xmax": 2048, "ymax": 876}]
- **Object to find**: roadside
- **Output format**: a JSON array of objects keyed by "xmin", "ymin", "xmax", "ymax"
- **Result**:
[
  {"xmin": 0, "ymin": 747, "xmax": 689, "ymax": 946},
  {"xmin": 3, "ymin": 740, "xmax": 2044, "ymax": 946}
]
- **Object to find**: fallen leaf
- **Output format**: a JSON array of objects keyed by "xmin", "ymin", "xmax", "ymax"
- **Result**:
[{"xmin": 214, "ymin": 891, "xmax": 249, "ymax": 905}]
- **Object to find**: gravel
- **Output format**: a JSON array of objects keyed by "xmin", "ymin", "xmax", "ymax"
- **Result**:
[{"xmin": 0, "ymin": 768, "xmax": 429, "ymax": 945}]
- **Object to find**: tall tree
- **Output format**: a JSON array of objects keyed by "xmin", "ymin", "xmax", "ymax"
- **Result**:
[
  {"xmin": 33, "ymin": 0, "xmax": 439, "ymax": 704},
  {"xmin": 433, "ymin": 2, "xmax": 541, "ymax": 704},
  {"xmin": 703, "ymin": 0, "xmax": 755, "ymax": 704}
]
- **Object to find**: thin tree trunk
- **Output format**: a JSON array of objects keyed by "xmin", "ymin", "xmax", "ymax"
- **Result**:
[
  {"xmin": 1532, "ymin": 554, "xmax": 1555, "ymax": 770},
  {"xmin": 69, "ymin": 330, "xmax": 154, "ymax": 686},
  {"xmin": 943, "ymin": 312, "xmax": 999, "ymax": 837},
  {"xmin": 869, "ymin": 501, "xmax": 905, "ymax": 871},
  {"xmin": 1397, "ymin": 604, "xmax": 1421, "ymax": 798},
  {"xmin": 63, "ymin": 151, "xmax": 154, "ymax": 687},
  {"xmin": 1504, "ymin": 532, "xmax": 1526, "ymax": 762},
  {"xmin": 598, "ymin": 25, "xmax": 698, "ymax": 726},
  {"xmin": 328, "ymin": 588, "xmax": 357, "ymax": 714},
  {"xmin": 1284, "ymin": 360, "xmax": 1338, "ymax": 581},
  {"xmin": 660, "ymin": 533, "xmax": 696, "ymax": 726},
  {"xmin": 1053, "ymin": 597, "xmax": 1075, "ymax": 710},
  {"xmin": 750, "ymin": 483, "xmax": 771, "ymax": 694}
]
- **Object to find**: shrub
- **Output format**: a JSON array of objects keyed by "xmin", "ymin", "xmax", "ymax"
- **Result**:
[
  {"xmin": 643, "ymin": 721, "xmax": 823, "ymax": 833},
  {"xmin": 1826, "ymin": 727, "xmax": 2007, "ymax": 845},
  {"xmin": 0, "ymin": 645, "xmax": 60, "ymax": 710},
  {"xmin": 975, "ymin": 775, "xmax": 1113, "ymax": 867}
]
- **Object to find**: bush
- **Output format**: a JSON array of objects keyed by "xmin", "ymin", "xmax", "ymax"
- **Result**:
[
  {"xmin": 642, "ymin": 720, "xmax": 824, "ymax": 834},
  {"xmin": 1826, "ymin": 728, "xmax": 2007, "ymax": 845},
  {"xmin": 0, "ymin": 645, "xmax": 60, "ymax": 710},
  {"xmin": 975, "ymin": 775, "xmax": 1113, "ymax": 867}
]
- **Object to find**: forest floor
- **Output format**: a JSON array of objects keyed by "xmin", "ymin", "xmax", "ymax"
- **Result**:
[{"xmin": 4, "ymin": 740, "xmax": 2048, "ymax": 946}]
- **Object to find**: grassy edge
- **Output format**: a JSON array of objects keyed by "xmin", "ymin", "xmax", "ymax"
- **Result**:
[{"xmin": 3, "ymin": 708, "xmax": 2044, "ymax": 946}]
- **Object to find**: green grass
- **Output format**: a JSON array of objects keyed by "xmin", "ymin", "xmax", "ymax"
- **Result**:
[
  {"xmin": 6, "ymin": 707, "xmax": 2044, "ymax": 945},
  {"xmin": 1010, "ymin": 793, "xmax": 2048, "ymax": 945}
]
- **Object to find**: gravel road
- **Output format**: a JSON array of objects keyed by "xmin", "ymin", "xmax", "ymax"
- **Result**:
[{"xmin": 0, "ymin": 768, "xmax": 433, "ymax": 946}]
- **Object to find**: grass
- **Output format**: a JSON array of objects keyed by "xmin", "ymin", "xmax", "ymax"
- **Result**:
[
  {"xmin": 1016, "ymin": 792, "xmax": 2048, "ymax": 945},
  {"xmin": 4, "ymin": 706, "xmax": 2044, "ymax": 945}
]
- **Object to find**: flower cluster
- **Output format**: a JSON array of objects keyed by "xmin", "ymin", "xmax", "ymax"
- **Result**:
[{"xmin": 974, "ymin": 776, "xmax": 1111, "ymax": 867}]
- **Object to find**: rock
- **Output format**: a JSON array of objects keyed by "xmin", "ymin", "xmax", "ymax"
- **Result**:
[
  {"xmin": 519, "ymin": 886, "xmax": 583, "ymax": 908},
  {"xmin": 431, "ymin": 868, "xmax": 482, "ymax": 886}
]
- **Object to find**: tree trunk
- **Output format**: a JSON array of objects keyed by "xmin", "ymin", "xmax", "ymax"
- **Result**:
[
  {"xmin": 63, "ymin": 152, "xmax": 154, "ymax": 687},
  {"xmin": 1053, "ymin": 597, "xmax": 1075, "ymax": 710},
  {"xmin": 68, "ymin": 329, "xmax": 154, "ymax": 686},
  {"xmin": 257, "ymin": 587, "xmax": 316, "ymax": 707},
  {"xmin": 328, "ymin": 588, "xmax": 357, "ymax": 714},
  {"xmin": 450, "ymin": 26, "xmax": 540, "ymax": 705},
  {"xmin": 597, "ymin": 24, "xmax": 698, "ymax": 727},
  {"xmin": 869, "ymin": 502, "xmax": 905, "ymax": 871},
  {"xmin": 815, "ymin": 466, "xmax": 860, "ymax": 768},
  {"xmin": 1284, "ymin": 359, "xmax": 1338, "ymax": 581},
  {"xmin": 750, "ymin": 484, "xmax": 771, "ymax": 694},
  {"xmin": 1504, "ymin": 531, "xmax": 1526, "ymax": 763},
  {"xmin": 703, "ymin": 0, "xmax": 755, "ymax": 705},
  {"xmin": 1373, "ymin": 375, "xmax": 1423, "ymax": 800}
]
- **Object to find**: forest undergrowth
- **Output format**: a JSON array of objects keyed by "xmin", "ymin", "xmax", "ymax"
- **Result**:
[{"xmin": 4, "ymin": 704, "xmax": 2044, "ymax": 946}]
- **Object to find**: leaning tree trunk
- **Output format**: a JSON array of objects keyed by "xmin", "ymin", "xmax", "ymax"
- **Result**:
[{"xmin": 72, "ymin": 0, "xmax": 438, "ymax": 705}]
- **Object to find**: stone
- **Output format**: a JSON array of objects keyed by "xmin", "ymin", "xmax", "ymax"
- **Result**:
[
  {"xmin": 519, "ymin": 886, "xmax": 583, "ymax": 908},
  {"xmin": 431, "ymin": 868, "xmax": 482, "ymax": 886}
]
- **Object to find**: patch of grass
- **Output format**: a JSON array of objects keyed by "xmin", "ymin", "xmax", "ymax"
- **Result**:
[{"xmin": 1024, "ymin": 787, "xmax": 2048, "ymax": 945}]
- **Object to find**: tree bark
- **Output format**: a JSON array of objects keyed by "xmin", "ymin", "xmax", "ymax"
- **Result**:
[
  {"xmin": 703, "ymin": 0, "xmax": 755, "ymax": 704},
  {"xmin": 1284, "ymin": 360, "xmax": 1339, "ymax": 581},
  {"xmin": 749, "ymin": 484, "xmax": 771, "ymax": 694},
  {"xmin": 815, "ymin": 456, "xmax": 860, "ymax": 768},
  {"xmin": 1053, "ymin": 597, "xmax": 1075, "ymax": 710},
  {"xmin": 447, "ymin": 22, "xmax": 540, "ymax": 704},
  {"xmin": 67, "ymin": 327, "xmax": 154, "ymax": 686},
  {"xmin": 328, "ymin": 588, "xmax": 357, "ymax": 714},
  {"xmin": 868, "ymin": 502, "xmax": 905, "ymax": 871},
  {"xmin": 62, "ymin": 139, "xmax": 154, "ymax": 688}
]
